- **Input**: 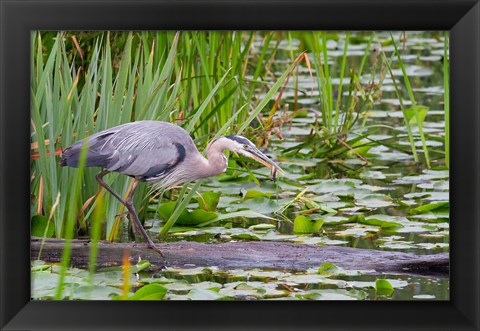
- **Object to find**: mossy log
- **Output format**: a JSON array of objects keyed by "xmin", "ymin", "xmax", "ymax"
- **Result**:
[{"xmin": 31, "ymin": 238, "xmax": 449, "ymax": 276}]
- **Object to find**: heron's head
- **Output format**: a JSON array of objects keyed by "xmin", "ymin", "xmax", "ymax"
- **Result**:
[{"xmin": 207, "ymin": 135, "xmax": 285, "ymax": 176}]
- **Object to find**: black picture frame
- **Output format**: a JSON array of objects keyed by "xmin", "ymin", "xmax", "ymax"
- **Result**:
[{"xmin": 1, "ymin": 0, "xmax": 479, "ymax": 330}]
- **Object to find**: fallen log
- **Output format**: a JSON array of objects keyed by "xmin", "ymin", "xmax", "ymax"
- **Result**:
[{"xmin": 31, "ymin": 238, "xmax": 449, "ymax": 276}]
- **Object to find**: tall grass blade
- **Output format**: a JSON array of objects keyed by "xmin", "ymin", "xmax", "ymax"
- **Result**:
[
  {"xmin": 390, "ymin": 33, "xmax": 430, "ymax": 168},
  {"xmin": 238, "ymin": 57, "xmax": 300, "ymax": 135},
  {"xmin": 158, "ymin": 180, "xmax": 203, "ymax": 239}
]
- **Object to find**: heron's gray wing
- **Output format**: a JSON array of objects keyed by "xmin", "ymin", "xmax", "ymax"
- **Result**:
[
  {"xmin": 61, "ymin": 121, "xmax": 196, "ymax": 179},
  {"xmin": 106, "ymin": 140, "xmax": 186, "ymax": 179},
  {"xmin": 100, "ymin": 121, "xmax": 194, "ymax": 178}
]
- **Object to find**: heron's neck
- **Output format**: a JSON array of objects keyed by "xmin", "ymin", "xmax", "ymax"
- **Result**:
[{"xmin": 195, "ymin": 147, "xmax": 228, "ymax": 178}]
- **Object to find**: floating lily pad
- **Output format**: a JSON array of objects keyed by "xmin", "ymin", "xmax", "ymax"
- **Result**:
[
  {"xmin": 229, "ymin": 197, "xmax": 281, "ymax": 214},
  {"xmin": 281, "ymin": 274, "xmax": 347, "ymax": 287},
  {"xmin": 196, "ymin": 191, "xmax": 222, "ymax": 211},
  {"xmin": 129, "ymin": 283, "xmax": 168, "ymax": 300},
  {"xmin": 73, "ymin": 285, "xmax": 123, "ymax": 300},
  {"xmin": 311, "ymin": 179, "xmax": 362, "ymax": 195},
  {"xmin": 410, "ymin": 201, "xmax": 449, "ymax": 214},
  {"xmin": 248, "ymin": 223, "xmax": 277, "ymax": 232},
  {"xmin": 355, "ymin": 193, "xmax": 393, "ymax": 208},
  {"xmin": 157, "ymin": 202, "xmax": 218, "ymax": 226},
  {"xmin": 375, "ymin": 279, "xmax": 394, "ymax": 296},
  {"xmin": 242, "ymin": 189, "xmax": 271, "ymax": 199},
  {"xmin": 360, "ymin": 217, "xmax": 403, "ymax": 229},
  {"xmin": 296, "ymin": 289, "xmax": 367, "ymax": 300},
  {"xmin": 293, "ymin": 215, "xmax": 324, "ymax": 234}
]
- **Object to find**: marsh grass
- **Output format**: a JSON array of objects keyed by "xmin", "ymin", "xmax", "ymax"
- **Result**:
[
  {"xmin": 282, "ymin": 32, "xmax": 386, "ymax": 159},
  {"xmin": 31, "ymin": 31, "xmax": 306, "ymax": 243}
]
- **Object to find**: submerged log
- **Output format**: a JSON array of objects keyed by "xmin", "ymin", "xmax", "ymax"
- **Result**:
[{"xmin": 31, "ymin": 238, "xmax": 449, "ymax": 276}]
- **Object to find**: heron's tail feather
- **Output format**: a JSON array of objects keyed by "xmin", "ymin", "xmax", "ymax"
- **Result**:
[
  {"xmin": 60, "ymin": 146, "xmax": 110, "ymax": 168},
  {"xmin": 60, "ymin": 133, "xmax": 114, "ymax": 168}
]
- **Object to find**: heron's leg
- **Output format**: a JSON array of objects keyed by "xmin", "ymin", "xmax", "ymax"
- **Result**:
[
  {"xmin": 124, "ymin": 179, "xmax": 164, "ymax": 257},
  {"xmin": 95, "ymin": 170, "xmax": 164, "ymax": 256}
]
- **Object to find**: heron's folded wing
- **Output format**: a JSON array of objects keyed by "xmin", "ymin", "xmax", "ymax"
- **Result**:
[
  {"xmin": 101, "ymin": 123, "xmax": 189, "ymax": 178},
  {"xmin": 61, "ymin": 121, "xmax": 195, "ymax": 179}
]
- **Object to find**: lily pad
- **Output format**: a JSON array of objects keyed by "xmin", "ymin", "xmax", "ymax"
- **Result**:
[
  {"xmin": 410, "ymin": 201, "xmax": 449, "ymax": 214},
  {"xmin": 73, "ymin": 285, "xmax": 122, "ymax": 300},
  {"xmin": 360, "ymin": 217, "xmax": 403, "ymax": 229},
  {"xmin": 187, "ymin": 288, "xmax": 226, "ymax": 300},
  {"xmin": 355, "ymin": 193, "xmax": 393, "ymax": 208},
  {"xmin": 129, "ymin": 283, "xmax": 167, "ymax": 300},
  {"xmin": 158, "ymin": 202, "xmax": 218, "ymax": 226},
  {"xmin": 196, "ymin": 191, "xmax": 221, "ymax": 211},
  {"xmin": 297, "ymin": 289, "xmax": 367, "ymax": 300},
  {"xmin": 248, "ymin": 223, "xmax": 277, "ymax": 232},
  {"xmin": 293, "ymin": 215, "xmax": 324, "ymax": 234},
  {"xmin": 375, "ymin": 279, "xmax": 394, "ymax": 296},
  {"xmin": 229, "ymin": 197, "xmax": 280, "ymax": 214}
]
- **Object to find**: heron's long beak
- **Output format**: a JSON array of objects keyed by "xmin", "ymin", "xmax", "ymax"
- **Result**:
[{"xmin": 242, "ymin": 146, "xmax": 285, "ymax": 176}]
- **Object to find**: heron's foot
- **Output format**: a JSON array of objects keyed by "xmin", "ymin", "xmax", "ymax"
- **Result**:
[{"xmin": 147, "ymin": 241, "xmax": 165, "ymax": 258}]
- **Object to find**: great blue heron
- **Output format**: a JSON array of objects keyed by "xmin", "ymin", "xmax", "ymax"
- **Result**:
[{"xmin": 60, "ymin": 120, "xmax": 284, "ymax": 255}]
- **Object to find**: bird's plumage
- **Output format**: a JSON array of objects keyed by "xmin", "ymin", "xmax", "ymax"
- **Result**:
[{"xmin": 60, "ymin": 121, "xmax": 197, "ymax": 182}]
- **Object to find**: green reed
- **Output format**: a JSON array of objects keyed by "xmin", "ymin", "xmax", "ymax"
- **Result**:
[{"xmin": 389, "ymin": 32, "xmax": 431, "ymax": 168}]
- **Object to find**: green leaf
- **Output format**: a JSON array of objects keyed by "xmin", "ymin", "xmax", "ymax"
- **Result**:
[
  {"xmin": 31, "ymin": 271, "xmax": 62, "ymax": 299},
  {"xmin": 411, "ymin": 201, "xmax": 449, "ymax": 214},
  {"xmin": 355, "ymin": 193, "xmax": 393, "ymax": 208},
  {"xmin": 159, "ymin": 180, "xmax": 204, "ymax": 238},
  {"xmin": 248, "ymin": 223, "xmax": 276, "ymax": 232},
  {"xmin": 157, "ymin": 201, "xmax": 176, "ymax": 219},
  {"xmin": 405, "ymin": 105, "xmax": 429, "ymax": 125},
  {"xmin": 318, "ymin": 205, "xmax": 338, "ymax": 214},
  {"xmin": 243, "ymin": 189, "xmax": 271, "ymax": 200},
  {"xmin": 72, "ymin": 285, "xmax": 122, "ymax": 300},
  {"xmin": 187, "ymin": 209, "xmax": 219, "ymax": 225},
  {"xmin": 237, "ymin": 197, "xmax": 280, "ymax": 214},
  {"xmin": 198, "ymin": 210, "xmax": 274, "ymax": 227},
  {"xmin": 360, "ymin": 218, "xmax": 403, "ymax": 229},
  {"xmin": 293, "ymin": 215, "xmax": 324, "ymax": 234},
  {"xmin": 31, "ymin": 260, "xmax": 51, "ymax": 272},
  {"xmin": 158, "ymin": 202, "xmax": 218, "ymax": 226},
  {"xmin": 187, "ymin": 288, "xmax": 226, "ymax": 300},
  {"xmin": 317, "ymin": 262, "xmax": 339, "ymax": 275},
  {"xmin": 31, "ymin": 215, "xmax": 55, "ymax": 238},
  {"xmin": 297, "ymin": 289, "xmax": 367, "ymax": 300},
  {"xmin": 131, "ymin": 260, "xmax": 152, "ymax": 273},
  {"xmin": 129, "ymin": 283, "xmax": 167, "ymax": 300},
  {"xmin": 375, "ymin": 279, "xmax": 394, "ymax": 296},
  {"xmin": 196, "ymin": 191, "xmax": 221, "ymax": 211}
]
